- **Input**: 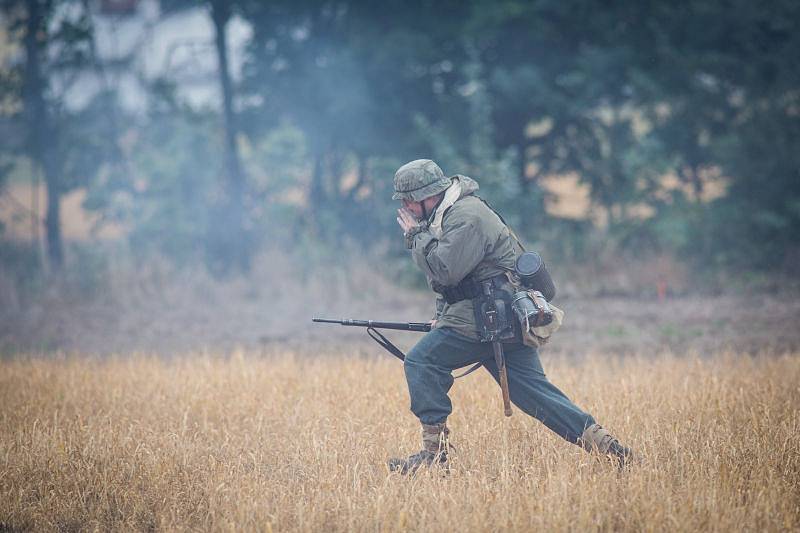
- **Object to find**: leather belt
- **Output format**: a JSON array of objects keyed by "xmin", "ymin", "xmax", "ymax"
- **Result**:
[{"xmin": 431, "ymin": 273, "xmax": 508, "ymax": 305}]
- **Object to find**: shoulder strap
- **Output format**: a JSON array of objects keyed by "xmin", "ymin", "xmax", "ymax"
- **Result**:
[{"xmin": 475, "ymin": 196, "xmax": 527, "ymax": 253}]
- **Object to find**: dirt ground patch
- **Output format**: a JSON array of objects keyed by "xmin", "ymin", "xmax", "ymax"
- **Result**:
[{"xmin": 2, "ymin": 265, "xmax": 798, "ymax": 358}]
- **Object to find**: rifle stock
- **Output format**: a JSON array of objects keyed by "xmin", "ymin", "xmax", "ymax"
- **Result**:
[{"xmin": 492, "ymin": 341, "xmax": 513, "ymax": 417}]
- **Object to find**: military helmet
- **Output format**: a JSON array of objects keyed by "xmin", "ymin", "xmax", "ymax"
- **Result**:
[{"xmin": 392, "ymin": 159, "xmax": 452, "ymax": 201}]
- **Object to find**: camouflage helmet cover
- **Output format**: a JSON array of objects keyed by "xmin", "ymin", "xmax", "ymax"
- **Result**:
[{"xmin": 392, "ymin": 159, "xmax": 452, "ymax": 201}]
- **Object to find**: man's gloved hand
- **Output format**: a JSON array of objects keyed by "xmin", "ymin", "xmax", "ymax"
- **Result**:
[
  {"xmin": 397, "ymin": 207, "xmax": 426, "ymax": 249},
  {"xmin": 403, "ymin": 225, "xmax": 426, "ymax": 249}
]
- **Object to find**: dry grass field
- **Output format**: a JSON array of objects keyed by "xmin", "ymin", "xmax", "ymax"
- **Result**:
[{"xmin": 1, "ymin": 349, "xmax": 799, "ymax": 532}]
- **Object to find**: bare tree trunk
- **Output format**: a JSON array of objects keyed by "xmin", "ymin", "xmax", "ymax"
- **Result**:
[
  {"xmin": 516, "ymin": 140, "xmax": 530, "ymax": 195},
  {"xmin": 681, "ymin": 157, "xmax": 704, "ymax": 201},
  {"xmin": 31, "ymin": 168, "xmax": 40, "ymax": 259},
  {"xmin": 23, "ymin": 0, "xmax": 63, "ymax": 270},
  {"xmin": 210, "ymin": 0, "xmax": 249, "ymax": 271},
  {"xmin": 346, "ymin": 152, "xmax": 367, "ymax": 202},
  {"xmin": 44, "ymin": 183, "xmax": 62, "ymax": 267},
  {"xmin": 309, "ymin": 149, "xmax": 325, "ymax": 219}
]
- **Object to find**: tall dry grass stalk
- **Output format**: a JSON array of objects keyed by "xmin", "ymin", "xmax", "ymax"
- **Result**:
[{"xmin": 1, "ymin": 350, "xmax": 798, "ymax": 531}]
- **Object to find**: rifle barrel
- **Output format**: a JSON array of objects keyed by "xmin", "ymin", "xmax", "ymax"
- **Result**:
[{"xmin": 312, "ymin": 318, "xmax": 431, "ymax": 332}]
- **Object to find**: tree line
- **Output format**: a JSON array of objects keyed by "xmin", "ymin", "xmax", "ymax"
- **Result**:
[{"xmin": 1, "ymin": 0, "xmax": 798, "ymax": 278}]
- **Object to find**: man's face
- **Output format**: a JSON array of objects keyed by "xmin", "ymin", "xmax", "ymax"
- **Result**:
[{"xmin": 401, "ymin": 198, "xmax": 425, "ymax": 220}]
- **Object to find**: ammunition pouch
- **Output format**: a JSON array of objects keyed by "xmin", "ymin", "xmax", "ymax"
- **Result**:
[{"xmin": 471, "ymin": 279, "xmax": 517, "ymax": 344}]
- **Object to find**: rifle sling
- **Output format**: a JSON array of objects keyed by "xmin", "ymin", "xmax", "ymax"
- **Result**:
[
  {"xmin": 366, "ymin": 327, "xmax": 482, "ymax": 379},
  {"xmin": 453, "ymin": 362, "xmax": 483, "ymax": 379},
  {"xmin": 367, "ymin": 327, "xmax": 406, "ymax": 362}
]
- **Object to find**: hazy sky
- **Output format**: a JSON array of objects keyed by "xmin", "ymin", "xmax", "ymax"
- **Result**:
[{"xmin": 67, "ymin": 0, "xmax": 252, "ymax": 112}]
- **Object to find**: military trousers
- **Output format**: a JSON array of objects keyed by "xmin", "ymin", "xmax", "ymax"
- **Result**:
[{"xmin": 404, "ymin": 327, "xmax": 596, "ymax": 444}]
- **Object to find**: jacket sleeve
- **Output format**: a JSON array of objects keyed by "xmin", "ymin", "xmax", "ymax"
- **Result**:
[
  {"xmin": 432, "ymin": 296, "xmax": 445, "ymax": 320},
  {"xmin": 409, "ymin": 212, "xmax": 490, "ymax": 286}
]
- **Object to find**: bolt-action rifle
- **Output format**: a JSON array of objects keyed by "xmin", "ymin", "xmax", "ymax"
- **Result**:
[
  {"xmin": 311, "ymin": 318, "xmax": 431, "ymax": 361},
  {"xmin": 312, "ymin": 317, "xmax": 483, "ymax": 379}
]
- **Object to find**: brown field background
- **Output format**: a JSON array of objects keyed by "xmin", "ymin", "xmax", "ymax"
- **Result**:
[
  {"xmin": 1, "ymin": 349, "xmax": 799, "ymax": 532},
  {"xmin": 3, "ymin": 182, "xmax": 800, "ymax": 531}
]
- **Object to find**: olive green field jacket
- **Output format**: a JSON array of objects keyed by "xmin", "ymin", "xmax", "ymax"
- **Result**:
[{"xmin": 407, "ymin": 176, "xmax": 520, "ymax": 340}]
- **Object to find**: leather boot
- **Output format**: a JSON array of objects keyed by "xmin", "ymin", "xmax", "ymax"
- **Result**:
[
  {"xmin": 388, "ymin": 422, "xmax": 449, "ymax": 475},
  {"xmin": 580, "ymin": 423, "xmax": 634, "ymax": 469}
]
